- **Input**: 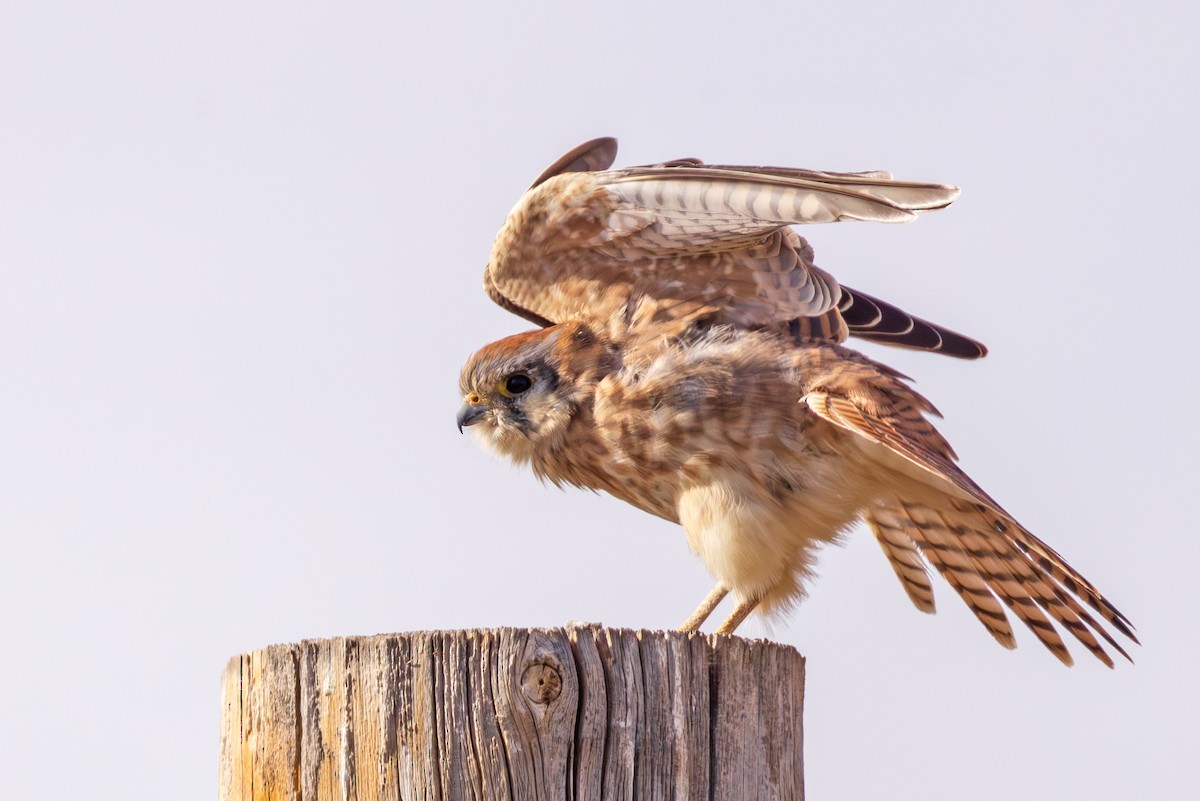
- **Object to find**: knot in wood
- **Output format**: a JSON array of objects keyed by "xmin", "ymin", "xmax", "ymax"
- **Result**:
[{"xmin": 520, "ymin": 661, "xmax": 562, "ymax": 704}]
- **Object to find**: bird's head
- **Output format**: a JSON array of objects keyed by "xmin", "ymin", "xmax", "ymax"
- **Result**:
[{"xmin": 458, "ymin": 322, "xmax": 613, "ymax": 462}]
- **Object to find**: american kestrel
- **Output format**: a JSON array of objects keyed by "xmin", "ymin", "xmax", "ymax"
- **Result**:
[{"xmin": 458, "ymin": 138, "xmax": 1136, "ymax": 666}]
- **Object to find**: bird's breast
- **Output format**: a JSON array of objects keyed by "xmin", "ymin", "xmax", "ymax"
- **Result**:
[
  {"xmin": 528, "ymin": 331, "xmax": 848, "ymax": 525},
  {"xmin": 530, "ymin": 412, "xmax": 682, "ymax": 522}
]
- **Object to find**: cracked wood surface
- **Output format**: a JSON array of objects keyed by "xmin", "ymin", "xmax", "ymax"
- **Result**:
[{"xmin": 219, "ymin": 625, "xmax": 805, "ymax": 801}]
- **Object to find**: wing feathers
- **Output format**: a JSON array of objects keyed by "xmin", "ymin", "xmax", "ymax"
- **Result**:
[
  {"xmin": 489, "ymin": 138, "xmax": 985, "ymax": 360},
  {"xmin": 604, "ymin": 168, "xmax": 923, "ymax": 227},
  {"xmin": 838, "ymin": 286, "xmax": 989, "ymax": 360},
  {"xmin": 695, "ymin": 164, "xmax": 960, "ymax": 211},
  {"xmin": 801, "ymin": 351, "xmax": 1135, "ymax": 665},
  {"xmin": 528, "ymin": 137, "xmax": 618, "ymax": 188},
  {"xmin": 804, "ymin": 389, "xmax": 985, "ymax": 502}
]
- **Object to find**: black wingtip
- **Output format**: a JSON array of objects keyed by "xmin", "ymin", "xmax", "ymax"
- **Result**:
[{"xmin": 840, "ymin": 286, "xmax": 988, "ymax": 359}]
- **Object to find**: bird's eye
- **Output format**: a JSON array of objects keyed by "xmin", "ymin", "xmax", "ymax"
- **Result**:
[{"xmin": 500, "ymin": 373, "xmax": 533, "ymax": 396}]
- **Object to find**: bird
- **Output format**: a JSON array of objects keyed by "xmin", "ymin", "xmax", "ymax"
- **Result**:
[{"xmin": 458, "ymin": 137, "xmax": 1136, "ymax": 666}]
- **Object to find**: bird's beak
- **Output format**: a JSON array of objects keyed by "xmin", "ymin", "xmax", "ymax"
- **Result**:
[{"xmin": 456, "ymin": 401, "xmax": 488, "ymax": 433}]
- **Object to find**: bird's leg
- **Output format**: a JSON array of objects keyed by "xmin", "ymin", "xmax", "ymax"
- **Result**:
[
  {"xmin": 714, "ymin": 594, "xmax": 763, "ymax": 635},
  {"xmin": 677, "ymin": 582, "xmax": 728, "ymax": 632}
]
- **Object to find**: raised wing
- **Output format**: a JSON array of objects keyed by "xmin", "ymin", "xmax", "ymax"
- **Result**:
[
  {"xmin": 485, "ymin": 138, "xmax": 984, "ymax": 356},
  {"xmin": 838, "ymin": 285, "xmax": 987, "ymax": 359},
  {"xmin": 800, "ymin": 348, "xmax": 1136, "ymax": 665},
  {"xmin": 527, "ymin": 136, "xmax": 618, "ymax": 189}
]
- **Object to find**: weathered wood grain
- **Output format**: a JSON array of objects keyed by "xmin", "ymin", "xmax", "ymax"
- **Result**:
[{"xmin": 219, "ymin": 625, "xmax": 805, "ymax": 801}]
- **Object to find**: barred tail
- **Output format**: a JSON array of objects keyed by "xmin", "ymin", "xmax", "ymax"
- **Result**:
[{"xmin": 865, "ymin": 494, "xmax": 1136, "ymax": 667}]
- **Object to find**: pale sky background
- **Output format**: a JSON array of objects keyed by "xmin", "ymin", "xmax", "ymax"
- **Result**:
[{"xmin": 2, "ymin": 2, "xmax": 1196, "ymax": 799}]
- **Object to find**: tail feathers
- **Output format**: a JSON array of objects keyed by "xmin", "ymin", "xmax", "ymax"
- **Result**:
[
  {"xmin": 839, "ymin": 286, "xmax": 989, "ymax": 360},
  {"xmin": 868, "ymin": 496, "xmax": 1136, "ymax": 666},
  {"xmin": 965, "ymin": 500, "xmax": 1139, "ymax": 651},
  {"xmin": 890, "ymin": 501, "xmax": 1018, "ymax": 651},
  {"xmin": 935, "ymin": 501, "xmax": 1075, "ymax": 665},
  {"xmin": 1009, "ymin": 542, "xmax": 1134, "ymax": 666},
  {"xmin": 999, "ymin": 513, "xmax": 1138, "ymax": 645},
  {"xmin": 865, "ymin": 505, "xmax": 935, "ymax": 613}
]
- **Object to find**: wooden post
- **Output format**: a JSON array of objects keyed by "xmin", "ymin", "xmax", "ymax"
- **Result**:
[{"xmin": 219, "ymin": 624, "xmax": 805, "ymax": 801}]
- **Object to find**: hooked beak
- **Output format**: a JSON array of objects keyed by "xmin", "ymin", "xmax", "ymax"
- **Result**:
[{"xmin": 456, "ymin": 401, "xmax": 488, "ymax": 433}]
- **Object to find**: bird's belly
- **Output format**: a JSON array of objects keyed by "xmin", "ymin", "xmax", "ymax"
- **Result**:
[{"xmin": 677, "ymin": 450, "xmax": 877, "ymax": 613}]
